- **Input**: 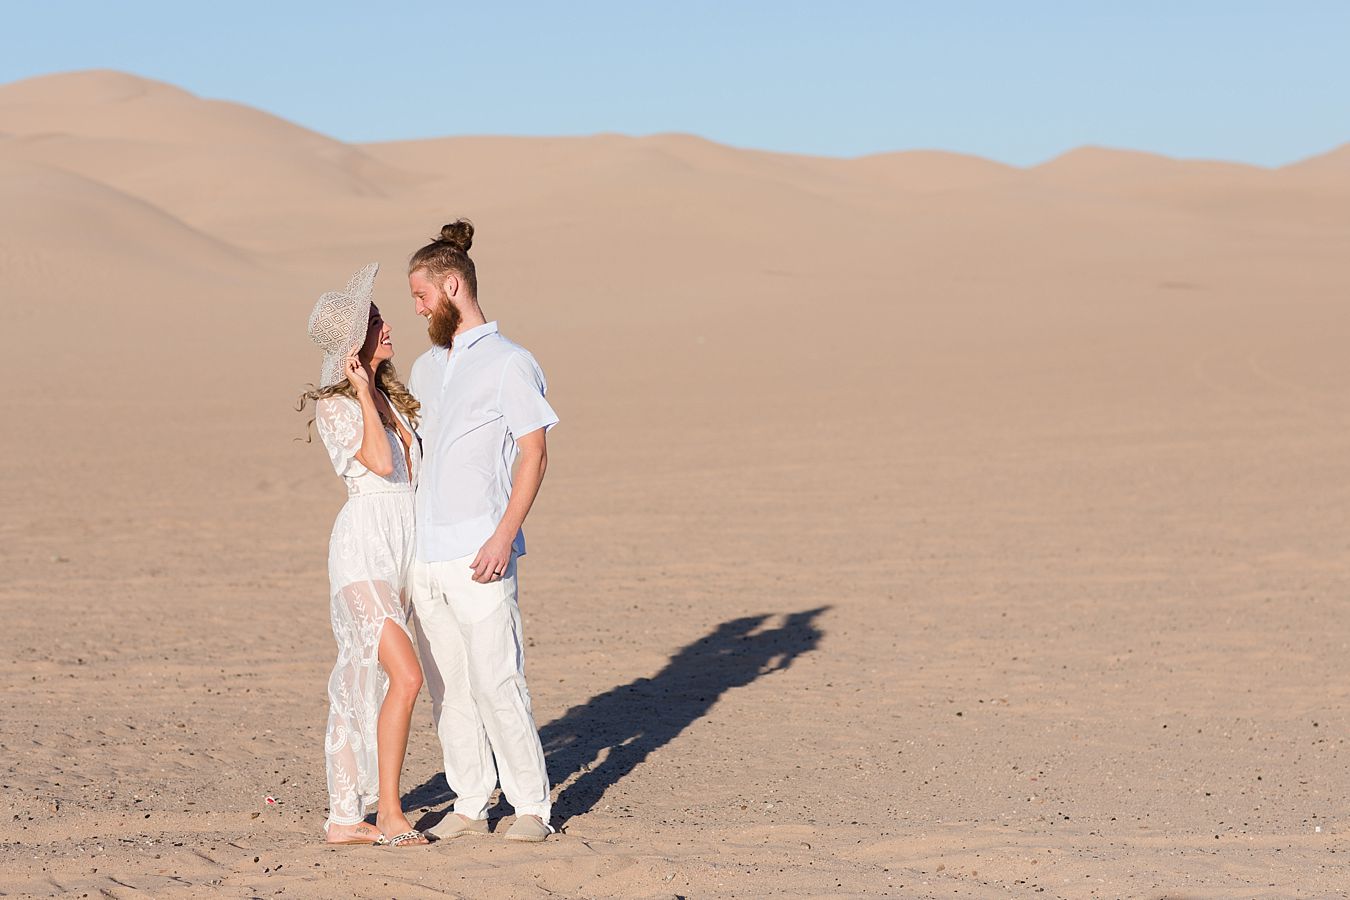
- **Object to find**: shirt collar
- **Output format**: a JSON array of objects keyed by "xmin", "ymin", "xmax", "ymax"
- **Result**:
[
  {"xmin": 455, "ymin": 320, "xmax": 499, "ymax": 351},
  {"xmin": 430, "ymin": 321, "xmax": 499, "ymax": 363}
]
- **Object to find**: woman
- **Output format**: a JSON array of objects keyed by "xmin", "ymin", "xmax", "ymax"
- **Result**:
[{"xmin": 300, "ymin": 263, "xmax": 428, "ymax": 846}]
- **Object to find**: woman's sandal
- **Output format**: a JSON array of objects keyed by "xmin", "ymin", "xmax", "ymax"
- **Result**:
[
  {"xmin": 324, "ymin": 823, "xmax": 384, "ymax": 845},
  {"xmin": 378, "ymin": 829, "xmax": 429, "ymax": 847}
]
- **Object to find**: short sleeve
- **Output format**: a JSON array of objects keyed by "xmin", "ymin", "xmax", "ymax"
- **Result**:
[
  {"xmin": 315, "ymin": 397, "xmax": 369, "ymax": 478},
  {"xmin": 498, "ymin": 351, "xmax": 559, "ymax": 439},
  {"xmin": 407, "ymin": 354, "xmax": 428, "ymax": 404}
]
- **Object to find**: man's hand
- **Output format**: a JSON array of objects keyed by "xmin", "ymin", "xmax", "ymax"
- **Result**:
[
  {"xmin": 470, "ymin": 428, "xmax": 547, "ymax": 584},
  {"xmin": 470, "ymin": 533, "xmax": 514, "ymax": 584}
]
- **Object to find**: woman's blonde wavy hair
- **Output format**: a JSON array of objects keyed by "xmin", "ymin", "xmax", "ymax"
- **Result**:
[{"xmin": 296, "ymin": 361, "xmax": 420, "ymax": 441}]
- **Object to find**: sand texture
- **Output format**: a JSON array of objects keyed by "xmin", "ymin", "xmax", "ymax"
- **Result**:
[{"xmin": 3, "ymin": 70, "xmax": 1350, "ymax": 898}]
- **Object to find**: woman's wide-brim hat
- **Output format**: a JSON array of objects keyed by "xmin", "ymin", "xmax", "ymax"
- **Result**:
[{"xmin": 307, "ymin": 262, "xmax": 378, "ymax": 388}]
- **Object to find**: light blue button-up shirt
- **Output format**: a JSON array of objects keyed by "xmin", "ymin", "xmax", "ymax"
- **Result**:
[{"xmin": 407, "ymin": 321, "xmax": 559, "ymax": 563}]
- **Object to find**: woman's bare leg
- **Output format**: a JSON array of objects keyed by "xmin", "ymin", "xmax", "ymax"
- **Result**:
[{"xmin": 374, "ymin": 622, "xmax": 427, "ymax": 842}]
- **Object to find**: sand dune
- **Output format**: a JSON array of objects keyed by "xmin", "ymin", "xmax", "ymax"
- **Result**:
[
  {"xmin": 0, "ymin": 157, "xmax": 249, "ymax": 269},
  {"xmin": 1282, "ymin": 142, "xmax": 1350, "ymax": 176},
  {"xmin": 3, "ymin": 69, "xmax": 1350, "ymax": 898},
  {"xmin": 1033, "ymin": 144, "xmax": 1266, "ymax": 181},
  {"xmin": 0, "ymin": 69, "xmax": 351, "ymax": 155},
  {"xmin": 847, "ymin": 148, "xmax": 1019, "ymax": 192},
  {"xmin": 0, "ymin": 70, "xmax": 418, "ymax": 245}
]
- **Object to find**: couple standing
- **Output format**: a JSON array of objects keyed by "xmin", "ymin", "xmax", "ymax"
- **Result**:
[{"xmin": 301, "ymin": 220, "xmax": 557, "ymax": 847}]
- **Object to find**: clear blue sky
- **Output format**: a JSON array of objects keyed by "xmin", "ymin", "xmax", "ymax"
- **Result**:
[{"xmin": 3, "ymin": 1, "xmax": 1346, "ymax": 166}]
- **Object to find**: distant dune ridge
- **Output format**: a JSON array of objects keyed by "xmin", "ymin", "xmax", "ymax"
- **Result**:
[
  {"xmin": 3, "ymin": 68, "xmax": 1344, "ymax": 280},
  {"xmin": 3, "ymin": 69, "xmax": 1350, "ymax": 897},
  {"xmin": 3, "ymin": 70, "xmax": 1345, "ymax": 245}
]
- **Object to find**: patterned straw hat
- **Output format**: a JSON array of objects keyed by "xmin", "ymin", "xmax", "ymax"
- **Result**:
[{"xmin": 307, "ymin": 262, "xmax": 379, "ymax": 388}]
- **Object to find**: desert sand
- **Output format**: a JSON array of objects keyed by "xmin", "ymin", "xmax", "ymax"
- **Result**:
[{"xmin": 2, "ymin": 69, "xmax": 1350, "ymax": 898}]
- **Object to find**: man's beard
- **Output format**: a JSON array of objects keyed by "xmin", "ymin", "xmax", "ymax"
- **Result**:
[{"xmin": 427, "ymin": 296, "xmax": 461, "ymax": 348}]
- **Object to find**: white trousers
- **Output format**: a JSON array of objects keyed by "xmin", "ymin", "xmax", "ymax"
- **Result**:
[{"xmin": 411, "ymin": 553, "xmax": 551, "ymax": 821}]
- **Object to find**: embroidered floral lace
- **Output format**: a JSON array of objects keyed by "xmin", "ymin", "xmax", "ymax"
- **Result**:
[{"xmin": 314, "ymin": 395, "xmax": 419, "ymax": 827}]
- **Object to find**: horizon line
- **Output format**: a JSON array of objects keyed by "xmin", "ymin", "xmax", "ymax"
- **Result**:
[{"xmin": 3, "ymin": 67, "xmax": 1346, "ymax": 172}]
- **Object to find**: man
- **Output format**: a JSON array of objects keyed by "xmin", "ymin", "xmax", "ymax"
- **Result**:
[{"xmin": 405, "ymin": 220, "xmax": 557, "ymax": 842}]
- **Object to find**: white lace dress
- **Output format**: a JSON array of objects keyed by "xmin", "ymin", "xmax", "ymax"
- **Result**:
[{"xmin": 314, "ymin": 394, "xmax": 420, "ymax": 828}]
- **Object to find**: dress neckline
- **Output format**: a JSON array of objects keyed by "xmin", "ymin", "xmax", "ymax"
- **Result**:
[{"xmin": 376, "ymin": 391, "xmax": 415, "ymax": 481}]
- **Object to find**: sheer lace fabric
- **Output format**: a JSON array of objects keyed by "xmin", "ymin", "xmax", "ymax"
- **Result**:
[{"xmin": 314, "ymin": 395, "xmax": 420, "ymax": 827}]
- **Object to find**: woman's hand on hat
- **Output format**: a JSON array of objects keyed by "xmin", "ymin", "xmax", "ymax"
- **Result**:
[{"xmin": 345, "ymin": 354, "xmax": 373, "ymax": 396}]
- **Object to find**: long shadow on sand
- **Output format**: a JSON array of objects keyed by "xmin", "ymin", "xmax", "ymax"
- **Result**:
[
  {"xmin": 543, "ymin": 607, "xmax": 828, "ymax": 823},
  {"xmin": 404, "ymin": 607, "xmax": 828, "ymax": 826}
]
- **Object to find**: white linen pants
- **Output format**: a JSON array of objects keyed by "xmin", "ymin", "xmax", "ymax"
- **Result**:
[{"xmin": 411, "ymin": 552, "xmax": 551, "ymax": 821}]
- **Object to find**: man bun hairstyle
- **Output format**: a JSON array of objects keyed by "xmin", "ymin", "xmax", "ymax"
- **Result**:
[
  {"xmin": 437, "ymin": 220, "xmax": 473, "ymax": 252},
  {"xmin": 410, "ymin": 218, "xmax": 477, "ymax": 297}
]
